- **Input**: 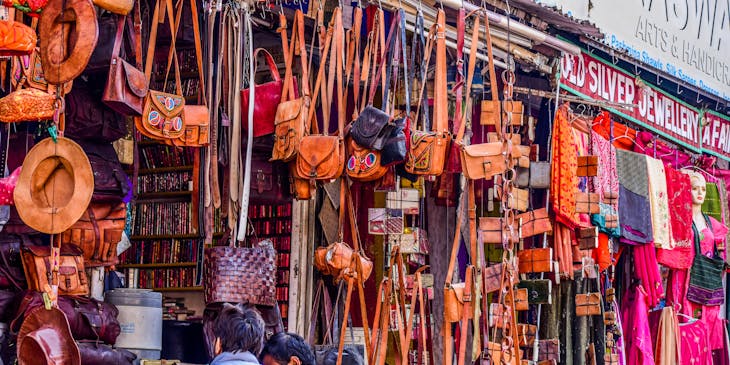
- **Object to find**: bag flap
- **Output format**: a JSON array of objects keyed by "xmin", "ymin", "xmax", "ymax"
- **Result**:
[
  {"xmin": 410, "ymin": 130, "xmax": 437, "ymax": 145},
  {"xmin": 183, "ymin": 105, "xmax": 210, "ymax": 126},
  {"xmin": 78, "ymin": 309, "xmax": 103, "ymax": 329},
  {"xmin": 462, "ymin": 142, "xmax": 503, "ymax": 158},
  {"xmin": 274, "ymin": 98, "xmax": 305, "ymax": 125},
  {"xmin": 479, "ymin": 217, "xmax": 502, "ymax": 231},
  {"xmin": 481, "ymin": 100, "xmax": 500, "ymax": 112},
  {"xmin": 298, "ymin": 136, "xmax": 340, "ymax": 167},
  {"xmin": 120, "ymin": 58, "xmax": 149, "ymax": 97},
  {"xmin": 148, "ymin": 91, "xmax": 185, "ymax": 118},
  {"xmin": 58, "ymin": 266, "xmax": 77, "ymax": 275},
  {"xmin": 353, "ymin": 106, "xmax": 391, "ymax": 139},
  {"xmin": 449, "ymin": 283, "xmax": 467, "ymax": 303}
]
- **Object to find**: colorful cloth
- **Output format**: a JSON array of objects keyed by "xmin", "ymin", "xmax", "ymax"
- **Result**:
[
  {"xmin": 665, "ymin": 165, "xmax": 693, "ymax": 248},
  {"xmin": 618, "ymin": 185, "xmax": 654, "ymax": 244},
  {"xmin": 679, "ymin": 319, "xmax": 712, "ymax": 365},
  {"xmin": 702, "ymin": 183, "xmax": 723, "ymax": 222},
  {"xmin": 621, "ymin": 285, "xmax": 655, "ymax": 365},
  {"xmin": 632, "ymin": 243, "xmax": 665, "ymax": 308},
  {"xmin": 650, "ymin": 306, "xmax": 681, "ymax": 365},
  {"xmin": 633, "ymin": 131, "xmax": 692, "ymax": 168},
  {"xmin": 616, "ymin": 149, "xmax": 649, "ymax": 197},
  {"xmin": 550, "ymin": 105, "xmax": 580, "ymax": 229},
  {"xmin": 647, "ymin": 157, "xmax": 671, "ymax": 248},
  {"xmin": 591, "ymin": 111, "xmax": 637, "ymax": 151},
  {"xmin": 591, "ymin": 131, "xmax": 619, "ymax": 204},
  {"xmin": 591, "ymin": 203, "xmax": 620, "ymax": 238}
]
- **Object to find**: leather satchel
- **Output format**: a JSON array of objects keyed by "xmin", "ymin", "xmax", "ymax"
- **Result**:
[
  {"xmin": 21, "ymin": 244, "xmax": 89, "ymax": 296},
  {"xmin": 505, "ymin": 287, "xmax": 529, "ymax": 311},
  {"xmin": 405, "ymin": 10, "xmax": 450, "ymax": 177},
  {"xmin": 61, "ymin": 202, "xmax": 126, "ymax": 267},
  {"xmin": 12, "ymin": 291, "xmax": 121, "ymax": 345},
  {"xmin": 576, "ymin": 155, "xmax": 598, "ymax": 177},
  {"xmin": 77, "ymin": 140, "xmax": 130, "ymax": 203},
  {"xmin": 444, "ymin": 266, "xmax": 474, "ymax": 323},
  {"xmin": 517, "ymin": 248, "xmax": 553, "ymax": 273},
  {"xmin": 241, "ymin": 49, "xmax": 294, "ymax": 137},
  {"xmin": 575, "ymin": 192, "xmax": 601, "ymax": 214},
  {"xmin": 517, "ymin": 279, "xmax": 552, "ymax": 305},
  {"xmin": 103, "ymin": 12, "xmax": 148, "ymax": 116},
  {"xmin": 346, "ymin": 138, "xmax": 387, "ymax": 182},
  {"xmin": 78, "ymin": 341, "xmax": 136, "ymax": 365},
  {"xmin": 314, "ymin": 241, "xmax": 373, "ymax": 282},
  {"xmin": 351, "ymin": 106, "xmax": 394, "ymax": 151},
  {"xmin": 204, "ymin": 240, "xmax": 277, "ymax": 305},
  {"xmin": 460, "ymin": 142, "xmax": 518, "ymax": 180},
  {"xmin": 478, "ymin": 217, "xmax": 519, "ymax": 245},
  {"xmin": 575, "ymin": 293, "xmax": 602, "ymax": 316},
  {"xmin": 517, "ymin": 208, "xmax": 552, "ymax": 238},
  {"xmin": 271, "ymin": 11, "xmax": 310, "ymax": 162}
]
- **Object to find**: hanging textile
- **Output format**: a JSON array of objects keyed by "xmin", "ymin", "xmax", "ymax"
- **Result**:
[
  {"xmin": 702, "ymin": 183, "xmax": 723, "ymax": 222},
  {"xmin": 591, "ymin": 131, "xmax": 618, "ymax": 204},
  {"xmin": 634, "ymin": 131, "xmax": 692, "ymax": 168},
  {"xmin": 679, "ymin": 319, "xmax": 712, "ymax": 365},
  {"xmin": 646, "ymin": 157, "xmax": 671, "ymax": 248},
  {"xmin": 616, "ymin": 150, "xmax": 653, "ymax": 244},
  {"xmin": 550, "ymin": 104, "xmax": 579, "ymax": 229},
  {"xmin": 620, "ymin": 284, "xmax": 655, "ymax": 365},
  {"xmin": 632, "ymin": 243, "xmax": 664, "ymax": 308},
  {"xmin": 665, "ymin": 166, "xmax": 693, "ymax": 247},
  {"xmin": 591, "ymin": 111, "xmax": 636, "ymax": 151},
  {"xmin": 650, "ymin": 306, "xmax": 681, "ymax": 365}
]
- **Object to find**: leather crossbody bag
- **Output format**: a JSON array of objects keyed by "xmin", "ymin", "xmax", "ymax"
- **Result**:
[
  {"xmin": 21, "ymin": 243, "xmax": 89, "ymax": 296},
  {"xmin": 61, "ymin": 202, "xmax": 126, "ymax": 268},
  {"xmin": 271, "ymin": 10, "xmax": 310, "ymax": 162},
  {"xmin": 405, "ymin": 9, "xmax": 450, "ymax": 176}
]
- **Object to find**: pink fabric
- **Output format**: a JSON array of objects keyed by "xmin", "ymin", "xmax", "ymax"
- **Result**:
[
  {"xmin": 591, "ymin": 131, "xmax": 619, "ymax": 204},
  {"xmin": 632, "ymin": 243, "xmax": 664, "ymax": 308},
  {"xmin": 679, "ymin": 319, "xmax": 712, "ymax": 365},
  {"xmin": 633, "ymin": 131, "xmax": 692, "ymax": 168},
  {"xmin": 621, "ymin": 285, "xmax": 655, "ymax": 365}
]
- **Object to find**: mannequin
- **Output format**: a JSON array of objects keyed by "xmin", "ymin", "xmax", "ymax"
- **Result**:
[{"xmin": 690, "ymin": 172, "xmax": 709, "ymax": 232}]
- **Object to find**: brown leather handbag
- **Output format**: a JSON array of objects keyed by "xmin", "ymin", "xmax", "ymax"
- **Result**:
[
  {"xmin": 575, "ymin": 192, "xmax": 601, "ymax": 214},
  {"xmin": 61, "ymin": 202, "xmax": 126, "ymax": 267},
  {"xmin": 505, "ymin": 287, "xmax": 528, "ymax": 311},
  {"xmin": 577, "ymin": 155, "xmax": 598, "ymax": 177},
  {"xmin": 517, "ymin": 208, "xmax": 552, "ymax": 238},
  {"xmin": 314, "ymin": 241, "xmax": 373, "ymax": 282},
  {"xmin": 405, "ymin": 9, "xmax": 450, "ymax": 176},
  {"xmin": 577, "ymin": 227, "xmax": 599, "ymax": 250},
  {"xmin": 575, "ymin": 292, "xmax": 602, "ymax": 316},
  {"xmin": 204, "ymin": 240, "xmax": 277, "ymax": 305},
  {"xmin": 102, "ymin": 10, "xmax": 148, "ymax": 116},
  {"xmin": 478, "ymin": 217, "xmax": 519, "ymax": 245},
  {"xmin": 21, "ymin": 244, "xmax": 89, "ymax": 296},
  {"xmin": 271, "ymin": 11, "xmax": 310, "ymax": 162},
  {"xmin": 345, "ymin": 138, "xmax": 387, "ymax": 182},
  {"xmin": 517, "ymin": 248, "xmax": 553, "ymax": 273}
]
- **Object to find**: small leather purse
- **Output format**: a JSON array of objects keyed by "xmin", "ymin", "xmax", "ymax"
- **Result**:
[
  {"xmin": 517, "ymin": 323, "xmax": 537, "ymax": 347},
  {"xmin": 478, "ymin": 217, "xmax": 520, "ymax": 245},
  {"xmin": 577, "ymin": 227, "xmax": 599, "ymax": 250},
  {"xmin": 505, "ymin": 287, "xmax": 529, "ymax": 311},
  {"xmin": 517, "ymin": 208, "xmax": 552, "ymax": 238},
  {"xmin": 346, "ymin": 138, "xmax": 387, "ymax": 181},
  {"xmin": 102, "ymin": 12, "xmax": 148, "ymax": 116},
  {"xmin": 538, "ymin": 339, "xmax": 560, "ymax": 362},
  {"xmin": 575, "ymin": 192, "xmax": 601, "ymax": 214},
  {"xmin": 517, "ymin": 248, "xmax": 553, "ymax": 273},
  {"xmin": 488, "ymin": 302, "xmax": 512, "ymax": 329},
  {"xmin": 21, "ymin": 244, "xmax": 89, "ymax": 296},
  {"xmin": 517, "ymin": 279, "xmax": 552, "ymax": 304},
  {"xmin": 575, "ymin": 293, "xmax": 602, "ymax": 316},
  {"xmin": 576, "ymin": 155, "xmax": 598, "ymax": 176}
]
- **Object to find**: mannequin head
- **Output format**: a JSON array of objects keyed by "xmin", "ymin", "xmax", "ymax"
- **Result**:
[{"xmin": 682, "ymin": 170, "xmax": 707, "ymax": 207}]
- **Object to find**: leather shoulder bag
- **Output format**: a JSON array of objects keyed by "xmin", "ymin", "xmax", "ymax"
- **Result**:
[
  {"xmin": 61, "ymin": 202, "xmax": 126, "ymax": 268},
  {"xmin": 271, "ymin": 10, "xmax": 310, "ymax": 162},
  {"xmin": 241, "ymin": 48, "xmax": 295, "ymax": 138},
  {"xmin": 21, "ymin": 243, "xmax": 89, "ymax": 296},
  {"xmin": 405, "ymin": 9, "xmax": 450, "ymax": 176}
]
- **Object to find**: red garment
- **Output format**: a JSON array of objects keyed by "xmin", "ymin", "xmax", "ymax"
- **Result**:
[
  {"xmin": 632, "ymin": 243, "xmax": 664, "ymax": 308},
  {"xmin": 633, "ymin": 131, "xmax": 692, "ymax": 168},
  {"xmin": 665, "ymin": 166, "xmax": 693, "ymax": 247},
  {"xmin": 550, "ymin": 104, "xmax": 580, "ymax": 228},
  {"xmin": 679, "ymin": 319, "xmax": 713, "ymax": 365},
  {"xmin": 591, "ymin": 111, "xmax": 637, "ymax": 151},
  {"xmin": 621, "ymin": 285, "xmax": 655, "ymax": 365},
  {"xmin": 592, "ymin": 233, "xmax": 612, "ymax": 271}
]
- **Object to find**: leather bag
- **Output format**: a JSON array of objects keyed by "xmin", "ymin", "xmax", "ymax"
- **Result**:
[
  {"xmin": 241, "ymin": 48, "xmax": 294, "ymax": 137},
  {"xmin": 66, "ymin": 77, "xmax": 128, "ymax": 142},
  {"xmin": 271, "ymin": 11, "xmax": 310, "ymax": 162},
  {"xmin": 405, "ymin": 10, "xmax": 450, "ymax": 176},
  {"xmin": 505, "ymin": 287, "xmax": 528, "ymax": 311},
  {"xmin": 0, "ymin": 88, "xmax": 55, "ymax": 123},
  {"xmin": 517, "ymin": 323, "xmax": 537, "ymax": 347},
  {"xmin": 575, "ymin": 192, "xmax": 600, "ymax": 214},
  {"xmin": 346, "ymin": 138, "xmax": 387, "ymax": 182},
  {"xmin": 314, "ymin": 241, "xmax": 373, "ymax": 282},
  {"xmin": 575, "ymin": 292, "xmax": 602, "ymax": 316},
  {"xmin": 12, "ymin": 291, "xmax": 121, "ymax": 344},
  {"xmin": 93, "ymin": 0, "xmax": 133, "ymax": 14},
  {"xmin": 78, "ymin": 341, "xmax": 136, "ymax": 364},
  {"xmin": 478, "ymin": 217, "xmax": 519, "ymax": 245},
  {"xmin": 351, "ymin": 106, "xmax": 394, "ymax": 151},
  {"xmin": 577, "ymin": 227, "xmax": 598, "ymax": 250},
  {"xmin": 485, "ymin": 340, "xmax": 520, "ymax": 365},
  {"xmin": 460, "ymin": 142, "xmax": 520, "ymax": 180},
  {"xmin": 517, "ymin": 279, "xmax": 552, "ymax": 305},
  {"xmin": 203, "ymin": 240, "xmax": 277, "ymax": 305},
  {"xmin": 103, "ymin": 11, "xmax": 148, "ymax": 116},
  {"xmin": 0, "ymin": 20, "xmax": 35, "ymax": 56},
  {"xmin": 517, "ymin": 248, "xmax": 553, "ymax": 273},
  {"xmin": 20, "ymin": 244, "xmax": 89, "ymax": 296},
  {"xmin": 61, "ymin": 202, "xmax": 126, "ymax": 267},
  {"xmin": 517, "ymin": 208, "xmax": 552, "ymax": 238},
  {"xmin": 0, "ymin": 234, "xmax": 38, "ymax": 290},
  {"xmin": 77, "ymin": 140, "xmax": 130, "ymax": 203},
  {"xmin": 577, "ymin": 155, "xmax": 598, "ymax": 177}
]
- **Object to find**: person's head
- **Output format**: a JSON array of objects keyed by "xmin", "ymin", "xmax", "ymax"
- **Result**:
[
  {"xmin": 322, "ymin": 346, "xmax": 364, "ymax": 365},
  {"xmin": 260, "ymin": 332, "xmax": 315, "ymax": 365},
  {"xmin": 213, "ymin": 303, "xmax": 266, "ymax": 356},
  {"xmin": 682, "ymin": 169, "xmax": 707, "ymax": 206}
]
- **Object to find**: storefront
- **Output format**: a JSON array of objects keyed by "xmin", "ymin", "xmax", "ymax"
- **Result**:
[{"xmin": 0, "ymin": 0, "xmax": 728, "ymax": 364}]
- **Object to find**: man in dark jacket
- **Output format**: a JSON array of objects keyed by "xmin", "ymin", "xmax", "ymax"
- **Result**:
[
  {"xmin": 260, "ymin": 332, "xmax": 315, "ymax": 365},
  {"xmin": 211, "ymin": 304, "xmax": 266, "ymax": 365}
]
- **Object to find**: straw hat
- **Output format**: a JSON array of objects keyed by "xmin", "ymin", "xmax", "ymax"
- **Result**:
[
  {"xmin": 39, "ymin": 0, "xmax": 98, "ymax": 85},
  {"xmin": 17, "ymin": 306, "xmax": 81, "ymax": 365},
  {"xmin": 14, "ymin": 137, "xmax": 94, "ymax": 234}
]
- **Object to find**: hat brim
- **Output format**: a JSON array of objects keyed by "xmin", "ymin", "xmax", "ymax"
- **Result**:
[
  {"xmin": 14, "ymin": 137, "xmax": 94, "ymax": 234},
  {"xmin": 18, "ymin": 307, "xmax": 81, "ymax": 365}
]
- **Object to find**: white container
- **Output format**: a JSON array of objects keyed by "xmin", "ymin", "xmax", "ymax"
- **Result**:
[{"xmin": 105, "ymin": 289, "xmax": 163, "ymax": 360}]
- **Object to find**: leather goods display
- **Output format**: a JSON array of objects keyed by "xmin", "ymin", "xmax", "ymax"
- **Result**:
[
  {"xmin": 241, "ymin": 49, "xmax": 293, "ymax": 138},
  {"xmin": 0, "ymin": 20, "xmax": 35, "ymax": 56},
  {"xmin": 505, "ymin": 287, "xmax": 528, "ymax": 311},
  {"xmin": 78, "ymin": 341, "xmax": 136, "ymax": 364},
  {"xmin": 14, "ymin": 137, "xmax": 94, "ymax": 234},
  {"xmin": 494, "ymin": 183, "xmax": 529, "ymax": 212},
  {"xmin": 204, "ymin": 240, "xmax": 277, "ymax": 305},
  {"xmin": 66, "ymin": 77, "xmax": 129, "ymax": 142},
  {"xmin": 0, "ymin": 88, "xmax": 55, "ymax": 123},
  {"xmin": 517, "ymin": 248, "xmax": 553, "ymax": 273},
  {"xmin": 17, "ymin": 307, "xmax": 81, "ymax": 365},
  {"xmin": 687, "ymin": 215, "xmax": 726, "ymax": 306},
  {"xmin": 76, "ymin": 140, "xmax": 129, "ymax": 203},
  {"xmin": 39, "ymin": 0, "xmax": 98, "ymax": 85},
  {"xmin": 405, "ymin": 10, "xmax": 450, "ymax": 176},
  {"xmin": 488, "ymin": 302, "xmax": 512, "ymax": 329},
  {"xmin": 576, "ymin": 155, "xmax": 598, "ymax": 176},
  {"xmin": 136, "ymin": 0, "xmax": 186, "ymax": 143},
  {"xmin": 517, "ymin": 323, "xmax": 537, "ymax": 347},
  {"xmin": 577, "ymin": 227, "xmax": 599, "ymax": 250},
  {"xmin": 12, "ymin": 291, "xmax": 121, "ymax": 344},
  {"xmin": 575, "ymin": 192, "xmax": 600, "ymax": 214},
  {"xmin": 517, "ymin": 279, "xmax": 552, "ymax": 305},
  {"xmin": 351, "ymin": 106, "xmax": 394, "ymax": 151},
  {"xmin": 486, "ymin": 340, "xmax": 520, "ymax": 365},
  {"xmin": 103, "ymin": 12, "xmax": 148, "ymax": 116},
  {"xmin": 93, "ymin": 0, "xmax": 133, "ymax": 14},
  {"xmin": 517, "ymin": 208, "xmax": 552, "ymax": 238},
  {"xmin": 575, "ymin": 293, "xmax": 602, "ymax": 316},
  {"xmin": 478, "ymin": 217, "xmax": 519, "ymax": 245},
  {"xmin": 61, "ymin": 202, "xmax": 126, "ymax": 267},
  {"xmin": 21, "ymin": 244, "xmax": 89, "ymax": 296},
  {"xmin": 271, "ymin": 11, "xmax": 310, "ymax": 162},
  {"xmin": 314, "ymin": 241, "xmax": 373, "ymax": 282}
]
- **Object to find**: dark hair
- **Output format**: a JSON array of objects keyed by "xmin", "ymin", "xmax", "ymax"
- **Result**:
[
  {"xmin": 260, "ymin": 332, "xmax": 315, "ymax": 365},
  {"xmin": 322, "ymin": 347, "xmax": 364, "ymax": 365},
  {"xmin": 213, "ymin": 304, "xmax": 266, "ymax": 355}
]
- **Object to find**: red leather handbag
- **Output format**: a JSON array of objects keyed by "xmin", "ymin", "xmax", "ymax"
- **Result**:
[{"xmin": 241, "ymin": 48, "xmax": 297, "ymax": 138}]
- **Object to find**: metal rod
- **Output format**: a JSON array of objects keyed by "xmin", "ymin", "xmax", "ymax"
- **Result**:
[{"xmin": 513, "ymin": 86, "xmax": 637, "ymax": 110}]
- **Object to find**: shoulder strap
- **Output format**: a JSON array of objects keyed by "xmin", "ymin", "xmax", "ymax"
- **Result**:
[
  {"xmin": 454, "ymin": 12, "xmax": 480, "ymax": 143},
  {"xmin": 433, "ymin": 9, "xmax": 447, "ymax": 133},
  {"xmin": 345, "ymin": 6, "xmax": 362, "ymax": 118},
  {"xmin": 366, "ymin": 12, "xmax": 399, "ymax": 108},
  {"xmin": 111, "ymin": 15, "xmax": 126, "ymax": 61},
  {"xmin": 483, "ymin": 8, "xmax": 499, "ymax": 101},
  {"xmin": 189, "ymin": 0, "xmax": 206, "ymax": 105},
  {"xmin": 413, "ymin": 23, "xmax": 437, "ymax": 129},
  {"xmin": 452, "ymin": 8, "xmax": 465, "ymax": 139}
]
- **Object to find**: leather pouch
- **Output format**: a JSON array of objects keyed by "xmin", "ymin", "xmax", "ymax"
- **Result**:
[
  {"xmin": 21, "ymin": 244, "xmax": 89, "ymax": 296},
  {"xmin": 517, "ymin": 208, "xmax": 552, "ymax": 238},
  {"xmin": 538, "ymin": 339, "xmax": 560, "ymax": 362},
  {"xmin": 272, "ymin": 98, "xmax": 308, "ymax": 162},
  {"xmin": 168, "ymin": 104, "xmax": 209, "ymax": 147},
  {"xmin": 480, "ymin": 100, "xmax": 524, "ymax": 129},
  {"xmin": 505, "ymin": 287, "xmax": 529, "ymax": 311},
  {"xmin": 478, "ymin": 217, "xmax": 519, "ymax": 245},
  {"xmin": 517, "ymin": 279, "xmax": 552, "ymax": 305},
  {"xmin": 314, "ymin": 242, "xmax": 373, "ymax": 282},
  {"xmin": 0, "ymin": 88, "xmax": 55, "ymax": 123},
  {"xmin": 488, "ymin": 302, "xmax": 512, "ymax": 328},
  {"xmin": 241, "ymin": 49, "xmax": 295, "ymax": 138},
  {"xmin": 351, "ymin": 105, "xmax": 395, "ymax": 150},
  {"xmin": 295, "ymin": 136, "xmax": 345, "ymax": 183},
  {"xmin": 575, "ymin": 292, "xmax": 602, "ymax": 316},
  {"xmin": 102, "ymin": 15, "xmax": 148, "ymax": 116},
  {"xmin": 405, "ymin": 130, "xmax": 450, "ymax": 176},
  {"xmin": 61, "ymin": 203, "xmax": 126, "ymax": 267},
  {"xmin": 605, "ymin": 214, "xmax": 619, "ymax": 229},
  {"xmin": 485, "ymin": 340, "xmax": 521, "ymax": 365},
  {"xmin": 575, "ymin": 192, "xmax": 601, "ymax": 214},
  {"xmin": 346, "ymin": 137, "xmax": 387, "ymax": 182},
  {"xmin": 444, "ymin": 282, "xmax": 472, "ymax": 323},
  {"xmin": 138, "ymin": 90, "xmax": 186, "ymax": 140},
  {"xmin": 460, "ymin": 142, "xmax": 514, "ymax": 180},
  {"xmin": 577, "ymin": 227, "xmax": 599, "ymax": 250},
  {"xmin": 576, "ymin": 155, "xmax": 598, "ymax": 177},
  {"xmin": 517, "ymin": 248, "xmax": 553, "ymax": 273},
  {"xmin": 604, "ymin": 190, "xmax": 618, "ymax": 205},
  {"xmin": 483, "ymin": 263, "xmax": 503, "ymax": 294},
  {"xmin": 604, "ymin": 311, "xmax": 616, "ymax": 326},
  {"xmin": 517, "ymin": 323, "xmax": 537, "ymax": 347}
]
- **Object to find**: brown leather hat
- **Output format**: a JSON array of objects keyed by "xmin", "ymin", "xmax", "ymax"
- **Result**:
[
  {"xmin": 39, "ymin": 0, "xmax": 98, "ymax": 85},
  {"xmin": 17, "ymin": 306, "xmax": 81, "ymax": 365},
  {"xmin": 14, "ymin": 137, "xmax": 94, "ymax": 234}
]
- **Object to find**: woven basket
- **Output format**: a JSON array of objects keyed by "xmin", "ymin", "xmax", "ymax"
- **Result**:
[{"xmin": 204, "ymin": 244, "xmax": 277, "ymax": 305}]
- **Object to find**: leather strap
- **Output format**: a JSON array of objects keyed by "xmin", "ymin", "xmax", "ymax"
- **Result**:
[
  {"xmin": 236, "ymin": 7, "xmax": 255, "ymax": 243},
  {"xmin": 453, "ymin": 8, "xmax": 465, "ymax": 140},
  {"xmin": 433, "ymin": 9, "xmax": 447, "ymax": 134},
  {"xmin": 110, "ymin": 14, "xmax": 126, "ymax": 62},
  {"xmin": 281, "ymin": 10, "xmax": 310, "ymax": 102},
  {"xmin": 454, "ymin": 13, "xmax": 480, "ymax": 143},
  {"xmin": 411, "ymin": 9, "xmax": 429, "ymax": 128},
  {"xmin": 345, "ymin": 6, "xmax": 362, "ymax": 118},
  {"xmin": 484, "ymin": 8, "xmax": 499, "ymax": 102},
  {"xmin": 457, "ymin": 266, "xmax": 474, "ymax": 365}
]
